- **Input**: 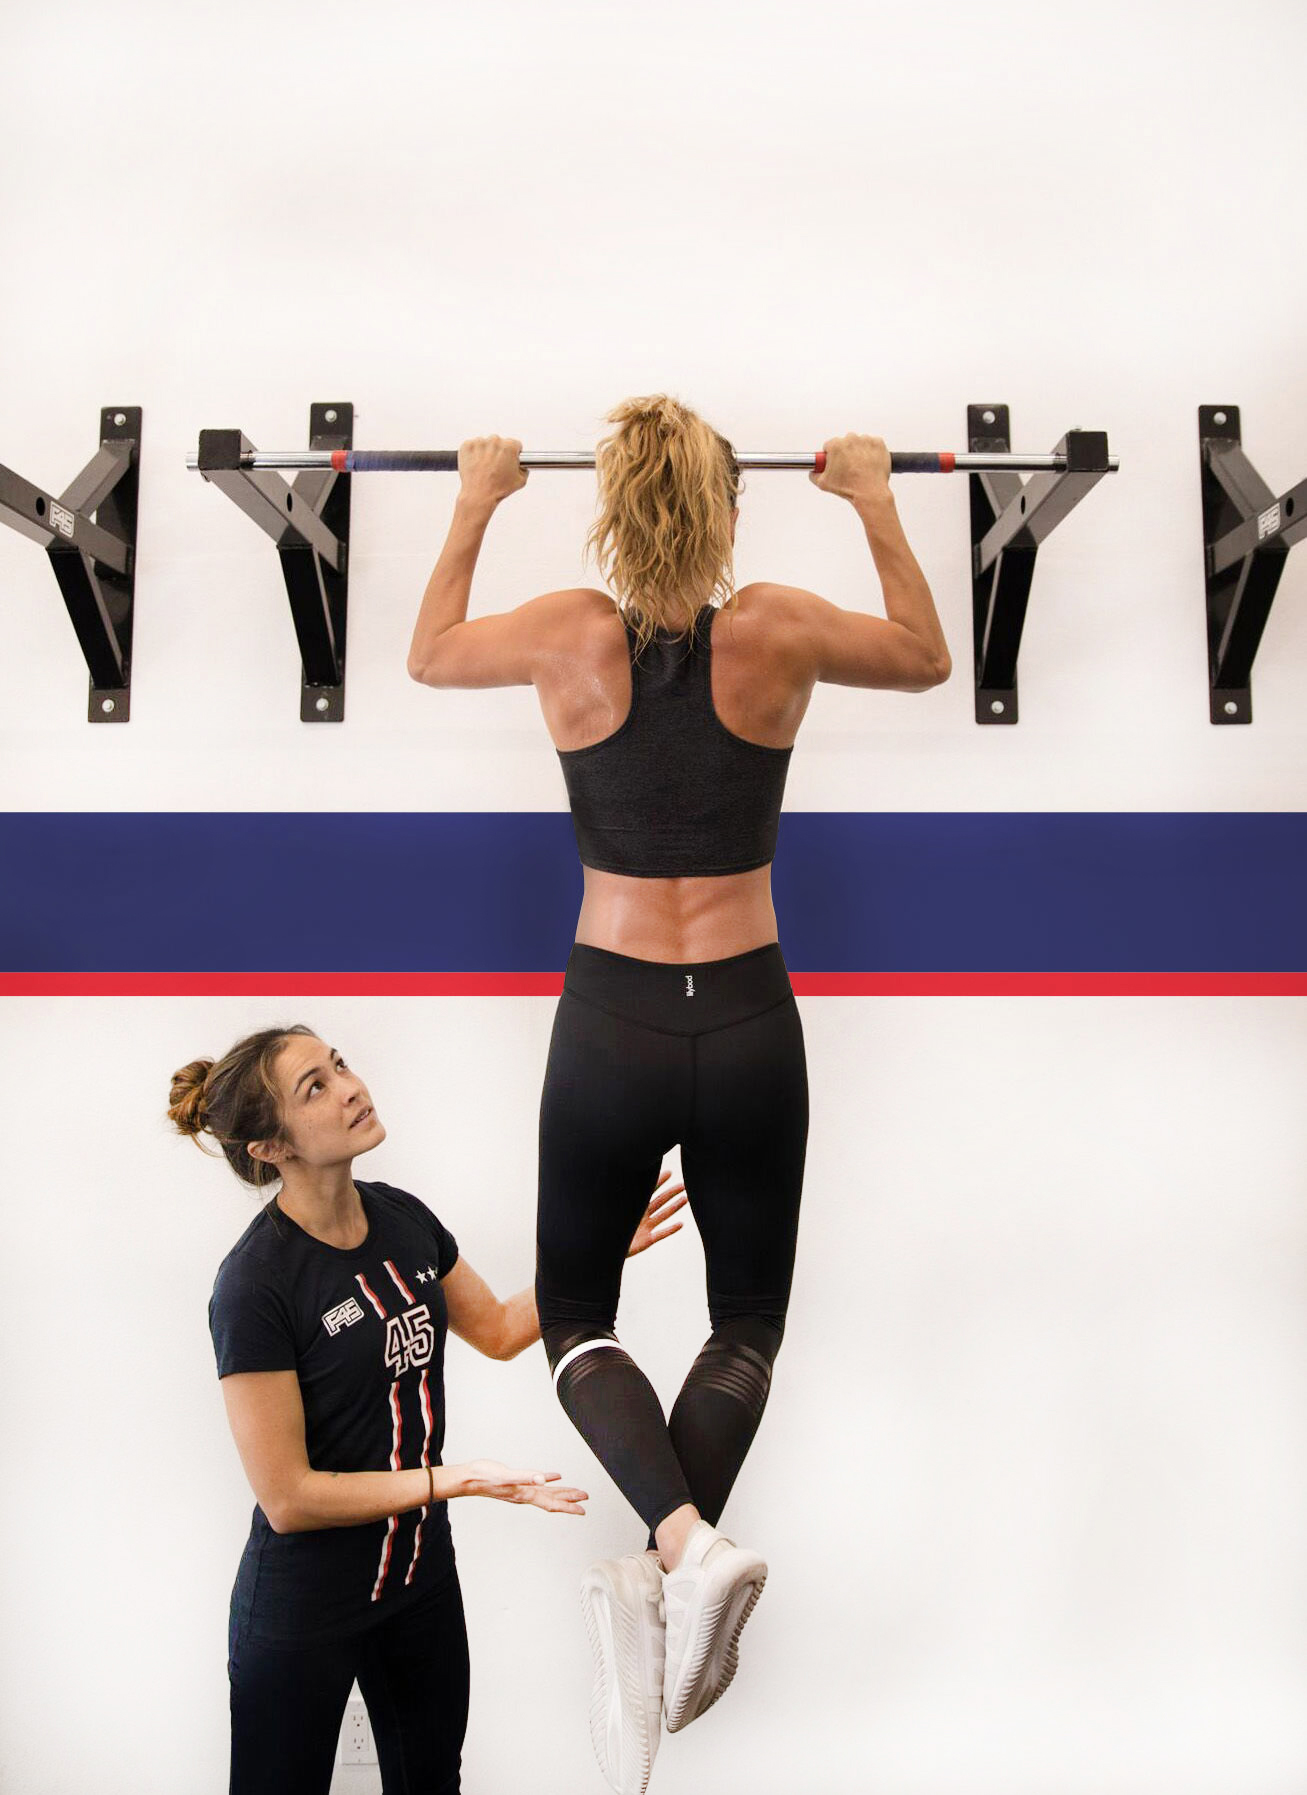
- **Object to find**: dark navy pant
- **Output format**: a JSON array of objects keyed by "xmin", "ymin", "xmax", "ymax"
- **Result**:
[{"xmin": 228, "ymin": 1563, "xmax": 469, "ymax": 1795}]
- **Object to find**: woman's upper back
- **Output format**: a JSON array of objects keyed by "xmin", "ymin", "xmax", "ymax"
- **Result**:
[
  {"xmin": 538, "ymin": 585, "xmax": 814, "ymax": 881},
  {"xmin": 536, "ymin": 583, "xmax": 815, "ymax": 752}
]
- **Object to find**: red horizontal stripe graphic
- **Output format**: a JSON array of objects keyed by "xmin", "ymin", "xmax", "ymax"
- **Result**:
[
  {"xmin": 1, "ymin": 973, "xmax": 1304, "ymax": 997},
  {"xmin": 0, "ymin": 973, "xmax": 568, "ymax": 996},
  {"xmin": 792, "ymin": 974, "xmax": 1307, "ymax": 996}
]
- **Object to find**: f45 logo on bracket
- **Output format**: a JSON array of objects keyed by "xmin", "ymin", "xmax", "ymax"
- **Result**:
[{"xmin": 385, "ymin": 1304, "xmax": 434, "ymax": 1375}]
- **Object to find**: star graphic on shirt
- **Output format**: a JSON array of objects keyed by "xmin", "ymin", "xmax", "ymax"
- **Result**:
[
  {"xmin": 426, "ymin": 1265, "xmax": 438, "ymax": 1280},
  {"xmin": 415, "ymin": 1269, "xmax": 429, "ymax": 1284}
]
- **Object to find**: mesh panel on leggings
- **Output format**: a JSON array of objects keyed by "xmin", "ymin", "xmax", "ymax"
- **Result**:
[
  {"xmin": 551, "ymin": 1334, "xmax": 694, "ymax": 1531},
  {"xmin": 681, "ymin": 1337, "xmax": 774, "ymax": 1417},
  {"xmin": 557, "ymin": 1341, "xmax": 624, "ymax": 1393}
]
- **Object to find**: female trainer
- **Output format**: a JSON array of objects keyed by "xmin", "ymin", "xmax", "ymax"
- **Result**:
[
  {"xmin": 171, "ymin": 1022, "xmax": 683, "ymax": 1795},
  {"xmin": 407, "ymin": 397, "xmax": 950, "ymax": 1794}
]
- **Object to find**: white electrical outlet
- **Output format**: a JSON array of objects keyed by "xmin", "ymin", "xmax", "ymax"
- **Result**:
[{"xmin": 340, "ymin": 1698, "xmax": 377, "ymax": 1765}]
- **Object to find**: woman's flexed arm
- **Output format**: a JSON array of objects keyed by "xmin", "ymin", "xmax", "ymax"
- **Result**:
[
  {"xmin": 808, "ymin": 434, "xmax": 952, "ymax": 690},
  {"xmin": 406, "ymin": 435, "xmax": 540, "ymax": 686}
]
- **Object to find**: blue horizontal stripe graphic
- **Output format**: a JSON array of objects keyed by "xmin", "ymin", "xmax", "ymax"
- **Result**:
[{"xmin": 1, "ymin": 812, "xmax": 1304, "ymax": 974}]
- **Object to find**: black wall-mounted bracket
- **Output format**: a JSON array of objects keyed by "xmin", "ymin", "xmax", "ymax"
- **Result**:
[
  {"xmin": 0, "ymin": 407, "xmax": 140, "ymax": 721},
  {"xmin": 1199, "ymin": 406, "xmax": 1305, "ymax": 725},
  {"xmin": 196, "ymin": 402, "xmax": 353, "ymax": 721},
  {"xmin": 969, "ymin": 404, "xmax": 1113, "ymax": 725}
]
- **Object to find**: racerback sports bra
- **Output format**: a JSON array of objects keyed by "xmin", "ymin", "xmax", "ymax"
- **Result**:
[{"xmin": 556, "ymin": 603, "xmax": 792, "ymax": 878}]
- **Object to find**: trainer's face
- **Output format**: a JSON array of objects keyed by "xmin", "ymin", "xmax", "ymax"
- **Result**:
[{"xmin": 267, "ymin": 1033, "xmax": 387, "ymax": 1168}]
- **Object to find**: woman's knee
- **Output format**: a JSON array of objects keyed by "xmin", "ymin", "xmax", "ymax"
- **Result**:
[
  {"xmin": 706, "ymin": 1304, "xmax": 787, "ymax": 1363},
  {"xmin": 540, "ymin": 1319, "xmax": 619, "ymax": 1379}
]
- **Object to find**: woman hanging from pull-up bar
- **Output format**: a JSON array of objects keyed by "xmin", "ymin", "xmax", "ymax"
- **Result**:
[{"xmin": 408, "ymin": 396, "xmax": 950, "ymax": 1795}]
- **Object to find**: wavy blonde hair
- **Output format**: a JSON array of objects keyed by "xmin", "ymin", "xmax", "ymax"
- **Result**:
[{"xmin": 586, "ymin": 395, "xmax": 740, "ymax": 649}]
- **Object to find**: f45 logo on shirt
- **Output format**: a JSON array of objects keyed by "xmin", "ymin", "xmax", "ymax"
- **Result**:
[
  {"xmin": 322, "ymin": 1296, "xmax": 366, "ymax": 1337},
  {"xmin": 385, "ymin": 1304, "xmax": 434, "ymax": 1375}
]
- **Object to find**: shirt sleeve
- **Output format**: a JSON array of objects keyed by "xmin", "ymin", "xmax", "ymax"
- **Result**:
[
  {"xmin": 375, "ymin": 1182, "xmax": 459, "ymax": 1279},
  {"xmin": 430, "ymin": 1210, "xmax": 459, "ymax": 1279},
  {"xmin": 208, "ymin": 1258, "xmax": 298, "ymax": 1379}
]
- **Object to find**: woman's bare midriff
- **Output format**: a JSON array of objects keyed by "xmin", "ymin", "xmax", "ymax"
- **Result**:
[{"xmin": 574, "ymin": 863, "xmax": 778, "ymax": 964}]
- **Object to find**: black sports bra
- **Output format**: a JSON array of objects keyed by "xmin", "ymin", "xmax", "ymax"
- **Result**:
[{"xmin": 556, "ymin": 604, "xmax": 792, "ymax": 878}]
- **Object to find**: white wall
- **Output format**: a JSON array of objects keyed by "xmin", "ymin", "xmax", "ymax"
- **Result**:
[{"xmin": 1, "ymin": 3, "xmax": 1305, "ymax": 1792}]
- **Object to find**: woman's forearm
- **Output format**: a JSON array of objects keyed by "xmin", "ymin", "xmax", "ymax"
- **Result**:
[
  {"xmin": 274, "ymin": 1464, "xmax": 466, "ymax": 1533},
  {"xmin": 855, "ymin": 491, "xmax": 951, "ymax": 674},
  {"xmin": 498, "ymin": 1286, "xmax": 541, "ymax": 1359},
  {"xmin": 407, "ymin": 494, "xmax": 498, "ymax": 676}
]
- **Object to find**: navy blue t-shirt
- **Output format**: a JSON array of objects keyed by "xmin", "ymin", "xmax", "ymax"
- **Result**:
[{"xmin": 209, "ymin": 1179, "xmax": 459, "ymax": 1641}]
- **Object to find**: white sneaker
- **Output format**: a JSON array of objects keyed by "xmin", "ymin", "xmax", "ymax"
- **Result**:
[
  {"xmin": 660, "ymin": 1521, "xmax": 767, "ymax": 1733},
  {"xmin": 580, "ymin": 1551, "xmax": 666, "ymax": 1795}
]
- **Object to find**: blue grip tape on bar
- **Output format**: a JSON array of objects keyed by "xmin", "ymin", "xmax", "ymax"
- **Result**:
[{"xmin": 346, "ymin": 450, "xmax": 461, "ymax": 472}]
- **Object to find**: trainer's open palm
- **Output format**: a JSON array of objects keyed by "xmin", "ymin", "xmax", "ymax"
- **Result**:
[{"xmin": 462, "ymin": 1459, "xmax": 588, "ymax": 1514}]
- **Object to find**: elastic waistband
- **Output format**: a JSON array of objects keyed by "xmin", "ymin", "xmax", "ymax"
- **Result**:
[{"xmin": 562, "ymin": 941, "xmax": 793, "ymax": 1036}]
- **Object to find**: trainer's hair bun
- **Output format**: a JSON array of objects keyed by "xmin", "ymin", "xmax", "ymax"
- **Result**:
[
  {"xmin": 166, "ymin": 1025, "xmax": 315, "ymax": 1189},
  {"xmin": 168, "ymin": 1058, "xmax": 214, "ymax": 1136}
]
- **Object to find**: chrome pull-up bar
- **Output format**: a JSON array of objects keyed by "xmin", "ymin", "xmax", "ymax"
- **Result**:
[
  {"xmin": 190, "ymin": 405, "xmax": 1120, "ymax": 726},
  {"xmin": 186, "ymin": 446, "xmax": 1119, "ymax": 476}
]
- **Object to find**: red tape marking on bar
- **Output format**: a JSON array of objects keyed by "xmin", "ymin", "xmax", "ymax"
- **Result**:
[
  {"xmin": 814, "ymin": 451, "xmax": 826, "ymax": 474},
  {"xmin": 331, "ymin": 450, "xmax": 349, "ymax": 472},
  {"xmin": 940, "ymin": 453, "xmax": 955, "ymax": 473}
]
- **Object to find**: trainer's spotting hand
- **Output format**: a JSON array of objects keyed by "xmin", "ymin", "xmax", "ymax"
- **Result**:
[
  {"xmin": 455, "ymin": 1461, "xmax": 589, "ymax": 1514},
  {"xmin": 810, "ymin": 433, "xmax": 892, "ymax": 505},
  {"xmin": 457, "ymin": 435, "xmax": 529, "ymax": 505},
  {"xmin": 626, "ymin": 1168, "xmax": 688, "ymax": 1258}
]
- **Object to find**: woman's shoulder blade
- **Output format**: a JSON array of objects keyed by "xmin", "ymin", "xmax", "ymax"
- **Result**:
[
  {"xmin": 732, "ymin": 581, "xmax": 823, "ymax": 615},
  {"xmin": 532, "ymin": 586, "xmax": 615, "ymax": 622}
]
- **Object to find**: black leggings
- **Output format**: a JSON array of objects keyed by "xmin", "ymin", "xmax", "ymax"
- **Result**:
[
  {"xmin": 228, "ymin": 1565, "xmax": 469, "ymax": 1795},
  {"xmin": 536, "ymin": 942, "xmax": 808, "ymax": 1535}
]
